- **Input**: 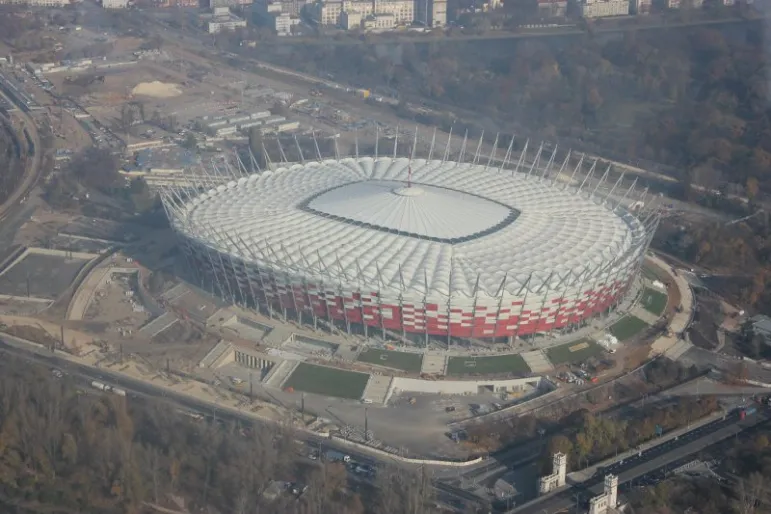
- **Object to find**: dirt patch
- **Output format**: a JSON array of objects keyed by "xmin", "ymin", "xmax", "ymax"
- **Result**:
[
  {"xmin": 131, "ymin": 81, "xmax": 182, "ymax": 99},
  {"xmin": 4, "ymin": 325, "xmax": 59, "ymax": 347},
  {"xmin": 688, "ymin": 290, "xmax": 723, "ymax": 350}
]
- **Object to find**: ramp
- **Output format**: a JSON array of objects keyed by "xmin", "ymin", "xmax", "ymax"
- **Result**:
[
  {"xmin": 264, "ymin": 360, "xmax": 298, "ymax": 389},
  {"xmin": 361, "ymin": 374, "xmax": 392, "ymax": 404},
  {"xmin": 421, "ymin": 352, "xmax": 447, "ymax": 375},
  {"xmin": 521, "ymin": 350, "xmax": 553, "ymax": 373}
]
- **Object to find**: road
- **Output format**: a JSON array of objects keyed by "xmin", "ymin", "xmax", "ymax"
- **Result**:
[
  {"xmin": 0, "ymin": 74, "xmax": 44, "ymax": 233},
  {"xmin": 512, "ymin": 409, "xmax": 769, "ymax": 514}
]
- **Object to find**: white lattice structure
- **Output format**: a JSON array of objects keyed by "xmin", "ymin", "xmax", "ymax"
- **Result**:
[{"xmin": 161, "ymin": 133, "xmax": 659, "ymax": 345}]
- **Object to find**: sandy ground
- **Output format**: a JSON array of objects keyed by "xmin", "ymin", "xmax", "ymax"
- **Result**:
[{"xmin": 131, "ymin": 81, "xmax": 183, "ymax": 99}]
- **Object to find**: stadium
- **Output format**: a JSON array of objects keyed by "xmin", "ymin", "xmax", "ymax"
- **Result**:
[{"xmin": 162, "ymin": 149, "xmax": 658, "ymax": 344}]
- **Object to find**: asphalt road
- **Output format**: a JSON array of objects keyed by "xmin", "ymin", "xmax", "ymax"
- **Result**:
[{"xmin": 512, "ymin": 409, "xmax": 769, "ymax": 514}]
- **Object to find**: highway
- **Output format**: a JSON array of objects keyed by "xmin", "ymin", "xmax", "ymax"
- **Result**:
[
  {"xmin": 512, "ymin": 409, "xmax": 769, "ymax": 514},
  {"xmin": 0, "ymin": 72, "xmax": 44, "ymax": 227}
]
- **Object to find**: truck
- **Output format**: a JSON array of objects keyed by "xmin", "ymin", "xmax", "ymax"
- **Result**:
[
  {"xmin": 740, "ymin": 406, "xmax": 758, "ymax": 420},
  {"xmin": 91, "ymin": 380, "xmax": 108, "ymax": 391},
  {"xmin": 324, "ymin": 450, "xmax": 351, "ymax": 463}
]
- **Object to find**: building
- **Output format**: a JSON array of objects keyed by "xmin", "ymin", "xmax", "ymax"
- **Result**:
[
  {"xmin": 588, "ymin": 475, "xmax": 619, "ymax": 514},
  {"xmin": 0, "ymin": 0, "xmax": 70, "ymax": 6},
  {"xmin": 309, "ymin": 0, "xmax": 343, "ymax": 24},
  {"xmin": 363, "ymin": 13, "xmax": 397, "ymax": 29},
  {"xmin": 252, "ymin": 0, "xmax": 307, "ymax": 15},
  {"xmin": 580, "ymin": 0, "xmax": 629, "ymax": 17},
  {"xmin": 102, "ymin": 0, "xmax": 129, "ymax": 8},
  {"xmin": 311, "ymin": 0, "xmax": 412, "ymax": 27},
  {"xmin": 340, "ymin": 10, "xmax": 363, "ymax": 27},
  {"xmin": 415, "ymin": 0, "xmax": 446, "ymax": 27},
  {"xmin": 274, "ymin": 12, "xmax": 300, "ymax": 34},
  {"xmin": 629, "ymin": 0, "xmax": 651, "ymax": 14},
  {"xmin": 210, "ymin": 0, "xmax": 253, "ymax": 7},
  {"xmin": 161, "ymin": 143, "xmax": 656, "ymax": 342},
  {"xmin": 206, "ymin": 7, "xmax": 248, "ymax": 33},
  {"xmin": 373, "ymin": 0, "xmax": 413, "ymax": 23},
  {"xmin": 251, "ymin": 0, "xmax": 302, "ymax": 34},
  {"xmin": 751, "ymin": 314, "xmax": 771, "ymax": 343},
  {"xmin": 539, "ymin": 453, "xmax": 567, "ymax": 494},
  {"xmin": 537, "ymin": 0, "xmax": 567, "ymax": 16}
]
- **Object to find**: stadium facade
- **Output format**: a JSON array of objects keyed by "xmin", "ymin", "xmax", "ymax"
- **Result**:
[{"xmin": 161, "ymin": 140, "xmax": 659, "ymax": 344}]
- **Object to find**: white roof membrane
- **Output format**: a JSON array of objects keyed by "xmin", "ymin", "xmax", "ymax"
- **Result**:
[
  {"xmin": 176, "ymin": 158, "xmax": 647, "ymax": 298},
  {"xmin": 304, "ymin": 180, "xmax": 517, "ymax": 242}
]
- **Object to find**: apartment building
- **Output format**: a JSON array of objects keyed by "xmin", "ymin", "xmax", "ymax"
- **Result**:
[{"xmin": 580, "ymin": 0, "xmax": 628, "ymax": 17}]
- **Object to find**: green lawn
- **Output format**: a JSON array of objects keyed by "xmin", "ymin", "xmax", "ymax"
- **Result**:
[
  {"xmin": 546, "ymin": 339, "xmax": 605, "ymax": 365},
  {"xmin": 640, "ymin": 287, "xmax": 668, "ymax": 316},
  {"xmin": 446, "ymin": 354, "xmax": 531, "ymax": 376},
  {"xmin": 357, "ymin": 348, "xmax": 423, "ymax": 372},
  {"xmin": 609, "ymin": 315, "xmax": 650, "ymax": 340},
  {"xmin": 283, "ymin": 363, "xmax": 370, "ymax": 400}
]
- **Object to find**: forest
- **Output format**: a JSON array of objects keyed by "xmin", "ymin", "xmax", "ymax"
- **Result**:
[
  {"xmin": 0, "ymin": 354, "xmax": 444, "ymax": 514},
  {"xmin": 249, "ymin": 21, "xmax": 769, "ymax": 200}
]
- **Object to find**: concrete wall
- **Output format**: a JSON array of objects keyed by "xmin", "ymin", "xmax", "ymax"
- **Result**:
[{"xmin": 390, "ymin": 375, "xmax": 542, "ymax": 395}]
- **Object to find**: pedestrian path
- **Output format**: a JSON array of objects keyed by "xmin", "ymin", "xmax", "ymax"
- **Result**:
[
  {"xmin": 264, "ymin": 360, "xmax": 297, "ymax": 388},
  {"xmin": 521, "ymin": 350, "xmax": 553, "ymax": 373},
  {"xmin": 665, "ymin": 339, "xmax": 693, "ymax": 361},
  {"xmin": 361, "ymin": 375, "xmax": 392, "ymax": 404},
  {"xmin": 421, "ymin": 352, "xmax": 447, "ymax": 375}
]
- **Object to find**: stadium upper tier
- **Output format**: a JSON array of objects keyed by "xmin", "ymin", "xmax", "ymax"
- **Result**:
[{"xmin": 171, "ymin": 157, "xmax": 648, "ymax": 300}]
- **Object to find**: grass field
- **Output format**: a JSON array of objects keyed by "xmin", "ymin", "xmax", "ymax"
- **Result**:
[
  {"xmin": 357, "ymin": 348, "xmax": 423, "ymax": 372},
  {"xmin": 609, "ymin": 315, "xmax": 650, "ymax": 340},
  {"xmin": 640, "ymin": 287, "xmax": 668, "ymax": 316},
  {"xmin": 284, "ymin": 362, "xmax": 370, "ymax": 399},
  {"xmin": 546, "ymin": 339, "xmax": 605, "ymax": 365},
  {"xmin": 446, "ymin": 354, "xmax": 530, "ymax": 376}
]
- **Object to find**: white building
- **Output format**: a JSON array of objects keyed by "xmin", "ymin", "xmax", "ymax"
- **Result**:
[
  {"xmin": 538, "ymin": 453, "xmax": 567, "ymax": 495},
  {"xmin": 340, "ymin": 10, "xmax": 363, "ymax": 28},
  {"xmin": 363, "ymin": 12, "xmax": 396, "ymax": 29},
  {"xmin": 373, "ymin": 0, "xmax": 412, "ymax": 22},
  {"xmin": 588, "ymin": 475, "xmax": 618, "ymax": 514},
  {"xmin": 252, "ymin": 0, "xmax": 301, "ymax": 34},
  {"xmin": 275, "ymin": 12, "xmax": 300, "ymax": 34},
  {"xmin": 0, "ymin": 0, "xmax": 70, "ymax": 6},
  {"xmin": 310, "ymin": 0, "xmax": 343, "ymax": 24},
  {"xmin": 415, "ymin": 0, "xmax": 446, "ymax": 27},
  {"xmin": 311, "ymin": 0, "xmax": 413, "ymax": 27},
  {"xmin": 537, "ymin": 0, "xmax": 567, "ymax": 16},
  {"xmin": 206, "ymin": 7, "xmax": 248, "ymax": 33},
  {"xmin": 580, "ymin": 0, "xmax": 628, "ymax": 17},
  {"xmin": 102, "ymin": 0, "xmax": 129, "ymax": 8}
]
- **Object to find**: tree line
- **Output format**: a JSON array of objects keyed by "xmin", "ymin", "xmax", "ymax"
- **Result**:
[{"xmin": 0, "ymin": 354, "xmax": 461, "ymax": 514}]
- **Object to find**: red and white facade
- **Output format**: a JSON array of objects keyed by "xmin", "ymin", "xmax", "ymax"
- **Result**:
[{"xmin": 163, "ymin": 154, "xmax": 656, "ymax": 342}]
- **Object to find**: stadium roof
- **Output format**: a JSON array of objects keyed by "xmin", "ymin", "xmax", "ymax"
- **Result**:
[
  {"xmin": 175, "ymin": 157, "xmax": 648, "ymax": 298},
  {"xmin": 302, "ymin": 181, "xmax": 520, "ymax": 243}
]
